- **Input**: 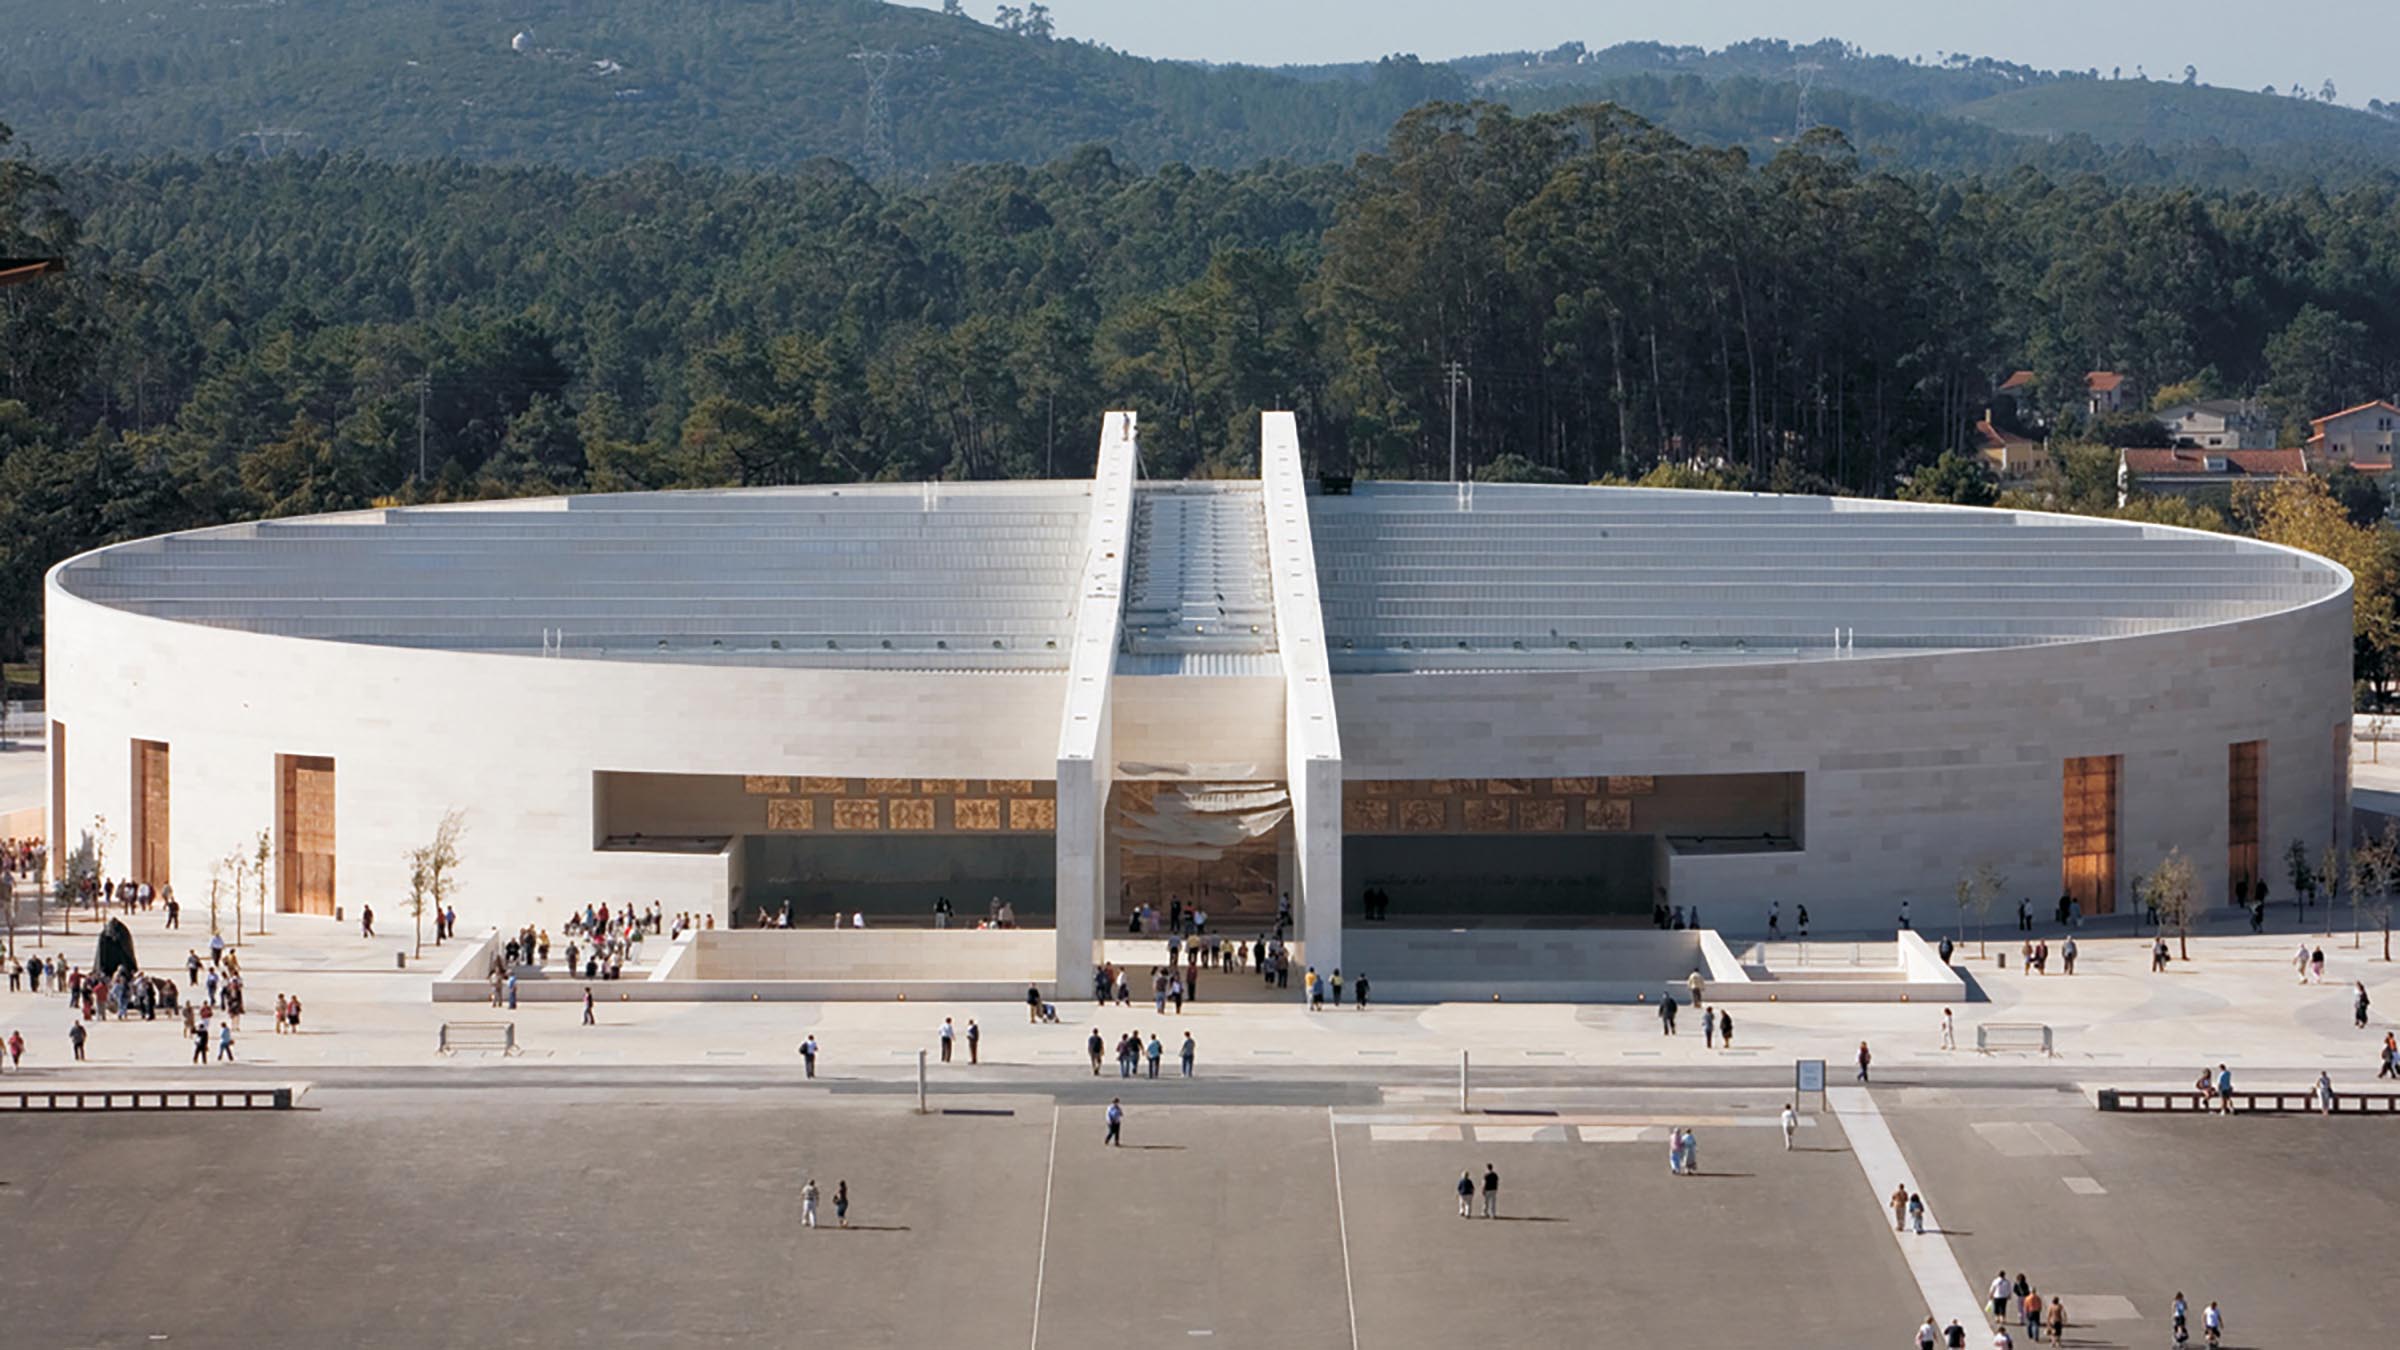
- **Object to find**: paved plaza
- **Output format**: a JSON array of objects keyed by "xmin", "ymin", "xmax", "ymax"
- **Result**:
[
  {"xmin": 5, "ymin": 1075, "xmax": 2393, "ymax": 1348},
  {"xmin": 0, "ymin": 904, "xmax": 2396, "ymax": 1347}
]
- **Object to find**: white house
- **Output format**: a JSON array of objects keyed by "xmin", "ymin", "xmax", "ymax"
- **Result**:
[
  {"xmin": 2307, "ymin": 400, "xmax": 2400, "ymax": 467},
  {"xmin": 2155, "ymin": 398, "xmax": 2277, "ymax": 450}
]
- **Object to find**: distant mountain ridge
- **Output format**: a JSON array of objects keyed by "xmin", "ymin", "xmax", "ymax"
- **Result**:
[{"xmin": 0, "ymin": 3, "xmax": 2394, "ymax": 183}]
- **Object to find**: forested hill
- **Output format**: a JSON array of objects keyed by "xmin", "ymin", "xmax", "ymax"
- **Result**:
[
  {"xmin": 4, "ymin": 1, "xmax": 2399, "ymax": 185},
  {"xmin": 0, "ymin": 0, "xmax": 1465, "ymax": 172}
]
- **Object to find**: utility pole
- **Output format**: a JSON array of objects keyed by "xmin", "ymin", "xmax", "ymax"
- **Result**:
[
  {"xmin": 417, "ymin": 372, "xmax": 430, "ymax": 485},
  {"xmin": 1443, "ymin": 361, "xmax": 1468, "ymax": 482}
]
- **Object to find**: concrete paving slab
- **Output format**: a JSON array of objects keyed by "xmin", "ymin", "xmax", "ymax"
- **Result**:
[
  {"xmin": 1335, "ymin": 1096, "xmax": 1923, "ymax": 1347},
  {"xmin": 1881, "ymin": 1087, "xmax": 2400, "ymax": 1345}
]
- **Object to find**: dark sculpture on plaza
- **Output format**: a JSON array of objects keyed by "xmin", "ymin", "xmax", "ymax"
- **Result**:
[{"xmin": 93, "ymin": 917, "xmax": 140, "ymax": 980}]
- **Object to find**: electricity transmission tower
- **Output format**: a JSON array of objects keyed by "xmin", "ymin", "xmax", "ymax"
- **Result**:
[
  {"xmin": 848, "ymin": 45, "xmax": 940, "ymax": 181},
  {"xmin": 1793, "ymin": 62, "xmax": 1824, "ymax": 135}
]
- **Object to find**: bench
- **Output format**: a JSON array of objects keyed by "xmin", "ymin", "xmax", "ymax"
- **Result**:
[
  {"xmin": 438, "ymin": 1021, "xmax": 520, "ymax": 1056},
  {"xmin": 0, "ymin": 1086, "xmax": 297, "ymax": 1111},
  {"xmin": 1976, "ymin": 1022, "xmax": 2054, "ymax": 1056},
  {"xmin": 2099, "ymin": 1088, "xmax": 2400, "ymax": 1114}
]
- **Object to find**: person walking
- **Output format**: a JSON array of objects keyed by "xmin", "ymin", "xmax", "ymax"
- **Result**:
[
  {"xmin": 834, "ymin": 1180, "xmax": 850, "ymax": 1229},
  {"xmin": 1456, "ymin": 1170, "xmax": 1475, "ymax": 1218},
  {"xmin": 361, "ymin": 903, "xmax": 375, "ymax": 938},
  {"xmin": 1857, "ymin": 1040, "xmax": 1872, "ymax": 1082},
  {"xmin": 217, "ymin": 1021, "xmax": 235, "ymax": 1062},
  {"xmin": 2044, "ymin": 1298, "xmax": 2065, "ymax": 1347},
  {"xmin": 1306, "ymin": 966, "xmax": 1323, "ymax": 1011},
  {"xmin": 1179, "ymin": 1031, "xmax": 1195, "ymax": 1078},
  {"xmin": 2315, "ymin": 1068, "xmax": 2336, "ymax": 1116},
  {"xmin": 2380, "ymin": 1032, "xmax": 2398, "ymax": 1080},
  {"xmin": 2295, "ymin": 941, "xmax": 2312, "ymax": 981},
  {"xmin": 1907, "ymin": 1189, "xmax": 1926, "ymax": 1234},
  {"xmin": 1678, "ymin": 1126, "xmax": 1698, "ymax": 1176},
  {"xmin": 2356, "ymin": 981, "xmax": 2372, "ymax": 1029},
  {"xmin": 1105, "ymin": 1097, "xmax": 1123, "ymax": 1146},
  {"xmin": 1480, "ymin": 1163, "xmax": 1499, "ymax": 1218},
  {"xmin": 581, "ymin": 987, "xmax": 595, "ymax": 1025},
  {"xmin": 2022, "ymin": 1288, "xmax": 2043, "ymax": 1343},
  {"xmin": 801, "ymin": 1177, "xmax": 820, "ymax": 1229},
  {"xmin": 2311, "ymin": 946, "xmax": 2326, "ymax": 984},
  {"xmin": 1944, "ymin": 1318, "xmax": 1967, "ymax": 1349},
  {"xmin": 2060, "ymin": 937, "xmax": 2077, "ymax": 975},
  {"xmin": 1668, "ymin": 1126, "xmax": 1686, "ymax": 1176},
  {"xmin": 1781, "ymin": 1103, "xmax": 1798, "ymax": 1150},
  {"xmin": 2215, "ymin": 1064, "xmax": 2234, "ymax": 1116},
  {"xmin": 68, "ymin": 1019, "xmax": 86, "ymax": 1062},
  {"xmin": 1145, "ymin": 1033, "xmax": 1163, "ymax": 1079},
  {"xmin": 1704, "ymin": 1005, "xmax": 1716, "ymax": 1048},
  {"xmin": 2202, "ymin": 1300, "xmax": 2222, "ymax": 1345},
  {"xmin": 1355, "ymin": 972, "xmax": 1369, "ymax": 1009},
  {"xmin": 5, "ymin": 1029, "xmax": 19, "ymax": 1068},
  {"xmin": 1660, "ymin": 993, "xmax": 1678, "ymax": 1036},
  {"xmin": 1990, "ymin": 1272, "xmax": 2013, "ymax": 1323},
  {"xmin": 2170, "ymin": 1293, "xmax": 2187, "ymax": 1340},
  {"xmin": 966, "ymin": 1019, "xmax": 980, "ymax": 1065},
  {"xmin": 1087, "ymin": 1028, "xmax": 1105, "ymax": 1076},
  {"xmin": 939, "ymin": 1017, "xmax": 955, "ymax": 1063},
  {"xmin": 192, "ymin": 1024, "xmax": 208, "ymax": 1064},
  {"xmin": 1917, "ymin": 1316, "xmax": 1940, "ymax": 1350},
  {"xmin": 800, "ymin": 1035, "xmax": 818, "ymax": 1078},
  {"xmin": 1941, "ymin": 1007, "xmax": 1956, "ymax": 1051},
  {"xmin": 1718, "ymin": 1008, "xmax": 1732, "ymax": 1049},
  {"xmin": 1890, "ymin": 1183, "xmax": 1910, "ymax": 1232}
]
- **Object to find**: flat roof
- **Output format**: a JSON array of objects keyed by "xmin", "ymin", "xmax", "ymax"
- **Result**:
[
  {"xmin": 56, "ymin": 478, "xmax": 2347, "ymax": 676},
  {"xmin": 57, "ymin": 483, "xmax": 1095, "ymax": 671},
  {"xmin": 1310, "ymin": 483, "xmax": 2343, "ymax": 673}
]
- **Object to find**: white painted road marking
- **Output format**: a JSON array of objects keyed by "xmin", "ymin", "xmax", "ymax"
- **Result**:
[
  {"xmin": 1829, "ymin": 1087, "xmax": 1987, "ymax": 1332},
  {"xmin": 2062, "ymin": 1175, "xmax": 2107, "ymax": 1195},
  {"xmin": 1327, "ymin": 1108, "xmax": 1361, "ymax": 1350},
  {"xmin": 1027, "ymin": 1106, "xmax": 1060, "ymax": 1350}
]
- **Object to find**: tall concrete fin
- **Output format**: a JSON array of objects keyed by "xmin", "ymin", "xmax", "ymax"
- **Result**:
[
  {"xmin": 1259, "ymin": 412, "xmax": 1344, "ymax": 975},
  {"xmin": 1053, "ymin": 412, "xmax": 1138, "ymax": 990}
]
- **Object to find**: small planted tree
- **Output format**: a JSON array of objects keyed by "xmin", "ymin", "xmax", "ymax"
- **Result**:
[
  {"xmin": 405, "ymin": 809, "xmax": 466, "ymax": 959},
  {"xmin": 2138, "ymin": 849, "xmax": 2200, "ymax": 962},
  {"xmin": 2287, "ymin": 838, "xmax": 2315, "ymax": 914},
  {"xmin": 2373, "ymin": 821, "xmax": 2400, "ymax": 961},
  {"xmin": 2317, "ymin": 841, "xmax": 2346, "ymax": 937},
  {"xmin": 252, "ymin": 828, "xmax": 273, "ymax": 938},
  {"xmin": 1953, "ymin": 861, "xmax": 2005, "ymax": 957},
  {"xmin": 220, "ymin": 842, "xmax": 252, "ymax": 945}
]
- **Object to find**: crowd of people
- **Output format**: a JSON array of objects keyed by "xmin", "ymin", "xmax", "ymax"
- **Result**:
[
  {"xmin": 486, "ymin": 903, "xmax": 663, "ymax": 1003},
  {"xmin": 0, "ymin": 835, "xmax": 46, "ymax": 882},
  {"xmin": 2, "ymin": 922, "xmax": 300, "ymax": 1069}
]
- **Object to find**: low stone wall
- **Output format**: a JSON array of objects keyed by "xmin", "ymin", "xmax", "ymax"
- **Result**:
[
  {"xmin": 688, "ymin": 929, "xmax": 1052, "ymax": 982},
  {"xmin": 1700, "ymin": 930, "xmax": 1967, "ymax": 1004},
  {"xmin": 430, "ymin": 925, "xmax": 1056, "ymax": 1003}
]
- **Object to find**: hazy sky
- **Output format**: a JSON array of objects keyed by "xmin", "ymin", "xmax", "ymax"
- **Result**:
[{"xmin": 896, "ymin": 1, "xmax": 2389, "ymax": 107}]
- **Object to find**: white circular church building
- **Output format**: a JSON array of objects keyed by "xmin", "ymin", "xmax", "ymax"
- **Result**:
[{"xmin": 44, "ymin": 413, "xmax": 2354, "ymax": 994}]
